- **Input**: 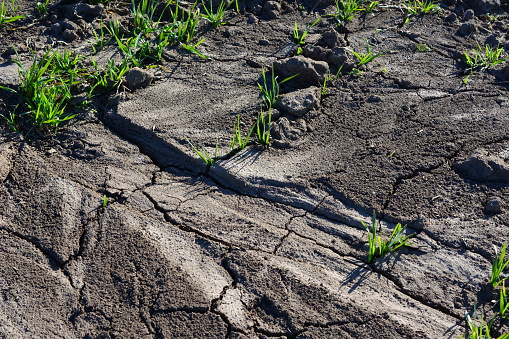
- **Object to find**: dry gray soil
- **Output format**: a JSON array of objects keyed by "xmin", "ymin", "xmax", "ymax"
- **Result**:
[{"xmin": 1, "ymin": 0, "xmax": 509, "ymax": 337}]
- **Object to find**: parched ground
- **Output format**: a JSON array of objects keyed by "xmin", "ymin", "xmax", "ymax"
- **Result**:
[{"xmin": 0, "ymin": 0, "xmax": 509, "ymax": 337}]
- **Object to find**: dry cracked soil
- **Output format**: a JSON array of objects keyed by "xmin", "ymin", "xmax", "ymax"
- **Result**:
[{"xmin": 0, "ymin": 0, "xmax": 509, "ymax": 337}]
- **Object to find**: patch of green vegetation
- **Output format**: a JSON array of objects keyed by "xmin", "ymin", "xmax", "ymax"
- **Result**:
[
  {"xmin": 0, "ymin": 0, "xmax": 24, "ymax": 25},
  {"xmin": 363, "ymin": 0, "xmax": 379, "ymax": 13},
  {"xmin": 293, "ymin": 17, "xmax": 320, "ymax": 54},
  {"xmin": 0, "ymin": 50, "xmax": 87, "ymax": 134},
  {"xmin": 35, "ymin": 0, "xmax": 50, "ymax": 15},
  {"xmin": 333, "ymin": 0, "xmax": 362, "ymax": 25},
  {"xmin": 463, "ymin": 44, "xmax": 507, "ymax": 83},
  {"xmin": 255, "ymin": 109, "xmax": 272, "ymax": 147},
  {"xmin": 500, "ymin": 281, "xmax": 509, "ymax": 319},
  {"xmin": 350, "ymin": 41, "xmax": 383, "ymax": 66},
  {"xmin": 257, "ymin": 67, "xmax": 297, "ymax": 109},
  {"xmin": 88, "ymin": 58, "xmax": 129, "ymax": 96},
  {"xmin": 186, "ymin": 138, "xmax": 219, "ymax": 166},
  {"xmin": 416, "ymin": 43, "xmax": 431, "ymax": 52},
  {"xmin": 230, "ymin": 114, "xmax": 254, "ymax": 151},
  {"xmin": 491, "ymin": 243, "xmax": 509, "ymax": 288},
  {"xmin": 200, "ymin": 0, "xmax": 232, "ymax": 27},
  {"xmin": 362, "ymin": 211, "xmax": 414, "ymax": 264},
  {"xmin": 402, "ymin": 0, "xmax": 440, "ymax": 25}
]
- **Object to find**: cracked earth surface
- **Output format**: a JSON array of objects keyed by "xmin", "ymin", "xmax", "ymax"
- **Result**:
[{"xmin": 1, "ymin": 0, "xmax": 509, "ymax": 337}]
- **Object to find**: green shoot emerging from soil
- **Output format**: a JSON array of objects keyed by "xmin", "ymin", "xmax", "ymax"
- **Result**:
[
  {"xmin": 257, "ymin": 67, "xmax": 297, "ymax": 109},
  {"xmin": 255, "ymin": 110, "xmax": 272, "ymax": 147},
  {"xmin": 402, "ymin": 0, "xmax": 440, "ymax": 25},
  {"xmin": 362, "ymin": 211, "xmax": 413, "ymax": 263},
  {"xmin": 35, "ymin": 0, "xmax": 50, "ymax": 14},
  {"xmin": 186, "ymin": 138, "xmax": 218, "ymax": 166},
  {"xmin": 463, "ymin": 44, "xmax": 507, "ymax": 83},
  {"xmin": 416, "ymin": 43, "xmax": 431, "ymax": 52},
  {"xmin": 491, "ymin": 243, "xmax": 509, "ymax": 288},
  {"xmin": 333, "ymin": 0, "xmax": 362, "ymax": 25},
  {"xmin": 200, "ymin": 0, "xmax": 231, "ymax": 27},
  {"xmin": 0, "ymin": 50, "xmax": 86, "ymax": 134},
  {"xmin": 0, "ymin": 0, "xmax": 24, "ymax": 25},
  {"xmin": 293, "ymin": 18, "xmax": 320, "ymax": 54},
  {"xmin": 230, "ymin": 114, "xmax": 255, "ymax": 151},
  {"xmin": 500, "ymin": 280, "xmax": 509, "ymax": 319},
  {"xmin": 350, "ymin": 41, "xmax": 383, "ymax": 66}
]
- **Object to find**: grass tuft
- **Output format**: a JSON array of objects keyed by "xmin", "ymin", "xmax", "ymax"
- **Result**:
[
  {"xmin": 362, "ymin": 211, "xmax": 414, "ymax": 263},
  {"xmin": 491, "ymin": 243, "xmax": 509, "ymax": 288}
]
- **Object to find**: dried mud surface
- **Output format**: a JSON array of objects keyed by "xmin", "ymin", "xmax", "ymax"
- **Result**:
[{"xmin": 1, "ymin": 0, "xmax": 509, "ymax": 337}]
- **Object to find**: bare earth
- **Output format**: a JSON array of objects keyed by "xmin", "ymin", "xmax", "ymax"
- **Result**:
[{"xmin": 0, "ymin": 0, "xmax": 509, "ymax": 337}]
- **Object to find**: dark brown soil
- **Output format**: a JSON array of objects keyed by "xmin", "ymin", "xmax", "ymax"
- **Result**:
[{"xmin": 1, "ymin": 0, "xmax": 509, "ymax": 337}]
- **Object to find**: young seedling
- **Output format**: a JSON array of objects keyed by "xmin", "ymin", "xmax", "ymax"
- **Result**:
[
  {"xmin": 230, "ymin": 114, "xmax": 255, "ymax": 151},
  {"xmin": 459, "ymin": 301, "xmax": 499, "ymax": 339},
  {"xmin": 362, "ymin": 211, "xmax": 414, "ymax": 264},
  {"xmin": 333, "ymin": 0, "xmax": 362, "ymax": 25},
  {"xmin": 0, "ymin": 0, "xmax": 24, "ymax": 25},
  {"xmin": 293, "ymin": 17, "xmax": 320, "ymax": 54},
  {"xmin": 350, "ymin": 41, "xmax": 383, "ymax": 66},
  {"xmin": 201, "ymin": 0, "xmax": 231, "ymax": 27},
  {"xmin": 463, "ymin": 44, "xmax": 507, "ymax": 83},
  {"xmin": 491, "ymin": 243, "xmax": 509, "ymax": 288},
  {"xmin": 103, "ymin": 195, "xmax": 108, "ymax": 207},
  {"xmin": 181, "ymin": 38, "xmax": 209, "ymax": 59},
  {"xmin": 402, "ymin": 0, "xmax": 440, "ymax": 25},
  {"xmin": 35, "ymin": 0, "xmax": 50, "ymax": 14},
  {"xmin": 255, "ymin": 110, "xmax": 272, "ymax": 147},
  {"xmin": 90, "ymin": 20, "xmax": 110, "ymax": 54},
  {"xmin": 186, "ymin": 138, "xmax": 219, "ymax": 166},
  {"xmin": 0, "ymin": 50, "xmax": 86, "ymax": 134},
  {"xmin": 363, "ymin": 0, "xmax": 379, "ymax": 13},
  {"xmin": 416, "ymin": 43, "xmax": 431, "ymax": 52},
  {"xmin": 500, "ymin": 280, "xmax": 509, "ymax": 319},
  {"xmin": 257, "ymin": 67, "xmax": 298, "ymax": 109}
]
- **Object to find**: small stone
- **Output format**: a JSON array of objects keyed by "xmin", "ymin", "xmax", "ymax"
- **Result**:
[
  {"xmin": 320, "ymin": 31, "xmax": 340, "ymax": 48},
  {"xmin": 62, "ymin": 19, "xmax": 79, "ymax": 31},
  {"xmin": 262, "ymin": 1, "xmax": 280, "ymax": 19},
  {"xmin": 458, "ymin": 23, "xmax": 476, "ymax": 36},
  {"xmin": 246, "ymin": 14, "xmax": 258, "ymax": 24},
  {"xmin": 50, "ymin": 23, "xmax": 63, "ymax": 35},
  {"xmin": 276, "ymin": 87, "xmax": 320, "ymax": 118},
  {"xmin": 410, "ymin": 215, "xmax": 427, "ymax": 231},
  {"xmin": 485, "ymin": 34, "xmax": 500, "ymax": 48},
  {"xmin": 462, "ymin": 9, "xmax": 475, "ymax": 21},
  {"xmin": 484, "ymin": 197, "xmax": 502, "ymax": 215},
  {"xmin": 62, "ymin": 30, "xmax": 79, "ymax": 42},
  {"xmin": 445, "ymin": 13, "xmax": 457, "ymax": 22},
  {"xmin": 453, "ymin": 148, "xmax": 509, "ymax": 183},
  {"xmin": 274, "ymin": 56, "xmax": 329, "ymax": 87},
  {"xmin": 124, "ymin": 67, "xmax": 154, "ymax": 90},
  {"xmin": 75, "ymin": 3, "xmax": 105, "ymax": 19},
  {"xmin": 259, "ymin": 39, "xmax": 269, "ymax": 46}
]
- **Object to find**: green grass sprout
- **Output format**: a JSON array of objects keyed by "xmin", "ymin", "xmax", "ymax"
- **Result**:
[
  {"xmin": 258, "ymin": 67, "xmax": 298, "ymax": 109},
  {"xmin": 333, "ymin": 0, "xmax": 362, "ymax": 25},
  {"xmin": 186, "ymin": 138, "xmax": 218, "ymax": 165},
  {"xmin": 463, "ymin": 44, "xmax": 507, "ymax": 83},
  {"xmin": 491, "ymin": 243, "xmax": 509, "ymax": 288},
  {"xmin": 293, "ymin": 17, "xmax": 320, "ymax": 54},
  {"xmin": 255, "ymin": 109, "xmax": 272, "ymax": 147},
  {"xmin": 201, "ymin": 0, "xmax": 231, "ymax": 27},
  {"xmin": 0, "ymin": 0, "xmax": 24, "ymax": 25},
  {"xmin": 230, "ymin": 114, "xmax": 254, "ymax": 151},
  {"xmin": 500, "ymin": 280, "xmax": 509, "ymax": 319},
  {"xmin": 350, "ymin": 40, "xmax": 383, "ymax": 66},
  {"xmin": 362, "ymin": 210, "xmax": 414, "ymax": 264}
]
